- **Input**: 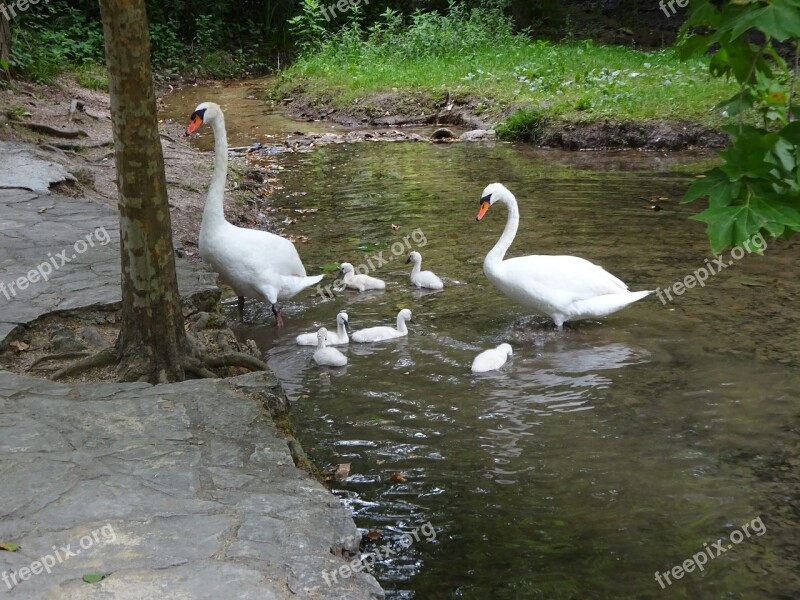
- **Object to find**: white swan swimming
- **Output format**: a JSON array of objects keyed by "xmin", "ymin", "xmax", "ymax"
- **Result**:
[
  {"xmin": 471, "ymin": 343, "xmax": 513, "ymax": 373},
  {"xmin": 351, "ymin": 309, "xmax": 412, "ymax": 343},
  {"xmin": 476, "ymin": 183, "xmax": 653, "ymax": 329},
  {"xmin": 313, "ymin": 327, "xmax": 348, "ymax": 367},
  {"xmin": 296, "ymin": 312, "xmax": 350, "ymax": 346},
  {"xmin": 338, "ymin": 262, "xmax": 386, "ymax": 292},
  {"xmin": 407, "ymin": 251, "xmax": 444, "ymax": 290},
  {"xmin": 186, "ymin": 102, "xmax": 323, "ymax": 326}
]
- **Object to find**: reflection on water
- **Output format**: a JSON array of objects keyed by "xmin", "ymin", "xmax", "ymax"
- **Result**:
[{"xmin": 200, "ymin": 131, "xmax": 800, "ymax": 598}]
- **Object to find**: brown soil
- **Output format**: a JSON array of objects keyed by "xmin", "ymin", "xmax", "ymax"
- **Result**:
[
  {"xmin": 278, "ymin": 87, "xmax": 728, "ymax": 151},
  {"xmin": 0, "ymin": 75, "xmax": 281, "ymax": 381},
  {"xmin": 0, "ymin": 74, "xmax": 282, "ymax": 255}
]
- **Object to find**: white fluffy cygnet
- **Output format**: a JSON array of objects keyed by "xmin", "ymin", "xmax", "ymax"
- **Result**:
[
  {"xmin": 296, "ymin": 312, "xmax": 350, "ymax": 346},
  {"xmin": 351, "ymin": 309, "xmax": 412, "ymax": 343},
  {"xmin": 313, "ymin": 327, "xmax": 348, "ymax": 367},
  {"xmin": 339, "ymin": 262, "xmax": 386, "ymax": 291},
  {"xmin": 407, "ymin": 251, "xmax": 443, "ymax": 290},
  {"xmin": 471, "ymin": 343, "xmax": 513, "ymax": 373}
]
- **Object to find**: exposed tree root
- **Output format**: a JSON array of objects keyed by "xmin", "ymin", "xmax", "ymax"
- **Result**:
[
  {"xmin": 10, "ymin": 120, "xmax": 88, "ymax": 138},
  {"xmin": 28, "ymin": 351, "xmax": 90, "ymax": 372},
  {"xmin": 181, "ymin": 352, "xmax": 268, "ymax": 379},
  {"xmin": 183, "ymin": 357, "xmax": 219, "ymax": 379},
  {"xmin": 50, "ymin": 348, "xmax": 117, "ymax": 380}
]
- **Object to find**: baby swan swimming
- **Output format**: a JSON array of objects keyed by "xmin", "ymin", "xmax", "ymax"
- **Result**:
[
  {"xmin": 339, "ymin": 262, "xmax": 386, "ymax": 292},
  {"xmin": 296, "ymin": 312, "xmax": 350, "ymax": 346},
  {"xmin": 313, "ymin": 327, "xmax": 348, "ymax": 367},
  {"xmin": 471, "ymin": 343, "xmax": 513, "ymax": 373},
  {"xmin": 352, "ymin": 309, "xmax": 412, "ymax": 343},
  {"xmin": 407, "ymin": 251, "xmax": 444, "ymax": 290}
]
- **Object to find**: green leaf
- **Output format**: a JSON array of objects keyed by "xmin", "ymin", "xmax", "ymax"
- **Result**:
[
  {"xmin": 682, "ymin": 168, "xmax": 741, "ymax": 207},
  {"xmin": 690, "ymin": 206, "xmax": 742, "ymax": 252},
  {"xmin": 82, "ymin": 573, "xmax": 106, "ymax": 584},
  {"xmin": 728, "ymin": 0, "xmax": 800, "ymax": 41},
  {"xmin": 0, "ymin": 542, "xmax": 20, "ymax": 552},
  {"xmin": 780, "ymin": 121, "xmax": 800, "ymax": 145}
]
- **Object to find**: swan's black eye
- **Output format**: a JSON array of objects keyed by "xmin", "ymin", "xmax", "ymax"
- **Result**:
[
  {"xmin": 480, "ymin": 194, "xmax": 492, "ymax": 204},
  {"xmin": 190, "ymin": 108, "xmax": 207, "ymax": 122}
]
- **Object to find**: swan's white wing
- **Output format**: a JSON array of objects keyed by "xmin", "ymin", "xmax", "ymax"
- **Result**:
[
  {"xmin": 231, "ymin": 227, "xmax": 307, "ymax": 276},
  {"xmin": 497, "ymin": 255, "xmax": 629, "ymax": 300}
]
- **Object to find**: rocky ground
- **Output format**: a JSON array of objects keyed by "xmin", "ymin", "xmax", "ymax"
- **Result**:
[{"xmin": 0, "ymin": 111, "xmax": 386, "ymax": 597}]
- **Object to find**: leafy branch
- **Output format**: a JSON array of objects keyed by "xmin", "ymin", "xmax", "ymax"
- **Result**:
[{"xmin": 679, "ymin": 0, "xmax": 800, "ymax": 253}]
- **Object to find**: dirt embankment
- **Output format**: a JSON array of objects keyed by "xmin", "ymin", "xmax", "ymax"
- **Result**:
[
  {"xmin": 0, "ymin": 75, "xmax": 281, "ymax": 254},
  {"xmin": 278, "ymin": 86, "xmax": 729, "ymax": 151}
]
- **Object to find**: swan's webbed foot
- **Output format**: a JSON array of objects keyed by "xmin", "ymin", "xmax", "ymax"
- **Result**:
[
  {"xmin": 237, "ymin": 296, "xmax": 245, "ymax": 323},
  {"xmin": 272, "ymin": 304, "xmax": 284, "ymax": 328}
]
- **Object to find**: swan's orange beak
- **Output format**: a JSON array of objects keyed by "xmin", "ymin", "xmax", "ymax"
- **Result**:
[
  {"xmin": 185, "ymin": 115, "xmax": 203, "ymax": 136},
  {"xmin": 476, "ymin": 200, "xmax": 490, "ymax": 221}
]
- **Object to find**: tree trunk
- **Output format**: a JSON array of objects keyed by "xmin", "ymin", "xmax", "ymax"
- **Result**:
[
  {"xmin": 98, "ymin": 0, "xmax": 188, "ymax": 383},
  {"xmin": 0, "ymin": 9, "xmax": 10, "ymax": 81}
]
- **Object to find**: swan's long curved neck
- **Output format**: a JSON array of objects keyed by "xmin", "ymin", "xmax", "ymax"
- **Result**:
[
  {"xmin": 396, "ymin": 314, "xmax": 408, "ymax": 334},
  {"xmin": 203, "ymin": 114, "xmax": 229, "ymax": 227},
  {"xmin": 410, "ymin": 261, "xmax": 421, "ymax": 277},
  {"xmin": 486, "ymin": 195, "xmax": 519, "ymax": 265}
]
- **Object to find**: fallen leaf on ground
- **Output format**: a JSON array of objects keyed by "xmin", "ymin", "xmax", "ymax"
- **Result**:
[
  {"xmin": 0, "ymin": 542, "xmax": 20, "ymax": 552},
  {"xmin": 390, "ymin": 472, "xmax": 407, "ymax": 483},
  {"xmin": 82, "ymin": 573, "xmax": 105, "ymax": 584}
]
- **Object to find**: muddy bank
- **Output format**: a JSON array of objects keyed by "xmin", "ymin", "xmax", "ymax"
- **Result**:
[{"xmin": 277, "ymin": 87, "xmax": 729, "ymax": 151}]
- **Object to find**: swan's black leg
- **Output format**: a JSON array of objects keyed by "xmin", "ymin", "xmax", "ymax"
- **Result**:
[
  {"xmin": 237, "ymin": 296, "xmax": 245, "ymax": 323},
  {"xmin": 272, "ymin": 304, "xmax": 284, "ymax": 328}
]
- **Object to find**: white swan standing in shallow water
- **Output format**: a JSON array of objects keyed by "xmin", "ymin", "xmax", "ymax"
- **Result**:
[
  {"xmin": 406, "ymin": 251, "xmax": 444, "ymax": 290},
  {"xmin": 338, "ymin": 262, "xmax": 386, "ymax": 291},
  {"xmin": 313, "ymin": 328, "xmax": 348, "ymax": 367},
  {"xmin": 476, "ymin": 183, "xmax": 653, "ymax": 329},
  {"xmin": 186, "ymin": 102, "xmax": 323, "ymax": 326},
  {"xmin": 471, "ymin": 343, "xmax": 513, "ymax": 373},
  {"xmin": 296, "ymin": 312, "xmax": 350, "ymax": 346},
  {"xmin": 352, "ymin": 309, "xmax": 412, "ymax": 343}
]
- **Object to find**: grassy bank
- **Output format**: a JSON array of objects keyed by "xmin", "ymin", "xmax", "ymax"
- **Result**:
[{"xmin": 271, "ymin": 5, "xmax": 736, "ymax": 134}]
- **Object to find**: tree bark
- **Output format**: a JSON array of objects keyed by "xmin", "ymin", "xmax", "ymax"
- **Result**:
[
  {"xmin": 0, "ymin": 9, "xmax": 11, "ymax": 81},
  {"xmin": 98, "ymin": 0, "xmax": 188, "ymax": 383}
]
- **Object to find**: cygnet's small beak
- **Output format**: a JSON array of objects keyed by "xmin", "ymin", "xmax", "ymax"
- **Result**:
[
  {"xmin": 405, "ymin": 255, "xmax": 412, "ymax": 264},
  {"xmin": 344, "ymin": 320, "xmax": 352, "ymax": 334}
]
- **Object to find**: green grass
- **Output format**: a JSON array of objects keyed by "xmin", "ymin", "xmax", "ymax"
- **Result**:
[
  {"xmin": 274, "ymin": 39, "xmax": 738, "ymax": 127},
  {"xmin": 74, "ymin": 63, "xmax": 109, "ymax": 91}
]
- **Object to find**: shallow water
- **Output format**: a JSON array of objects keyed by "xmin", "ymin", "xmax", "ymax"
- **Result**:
[{"xmin": 171, "ymin": 85, "xmax": 800, "ymax": 598}]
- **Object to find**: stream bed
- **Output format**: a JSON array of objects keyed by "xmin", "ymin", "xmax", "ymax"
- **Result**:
[{"xmin": 167, "ymin": 86, "xmax": 800, "ymax": 599}]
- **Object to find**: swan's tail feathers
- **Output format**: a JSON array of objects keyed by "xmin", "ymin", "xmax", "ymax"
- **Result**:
[
  {"xmin": 570, "ymin": 289, "xmax": 653, "ymax": 319},
  {"xmin": 305, "ymin": 274, "xmax": 325, "ymax": 287}
]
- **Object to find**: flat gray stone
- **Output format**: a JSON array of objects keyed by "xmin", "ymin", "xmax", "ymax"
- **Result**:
[
  {"xmin": 0, "ymin": 141, "xmax": 76, "ymax": 194},
  {"xmin": 0, "ymin": 184, "xmax": 384, "ymax": 598},
  {"xmin": 0, "ymin": 188, "xmax": 218, "ymax": 348}
]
